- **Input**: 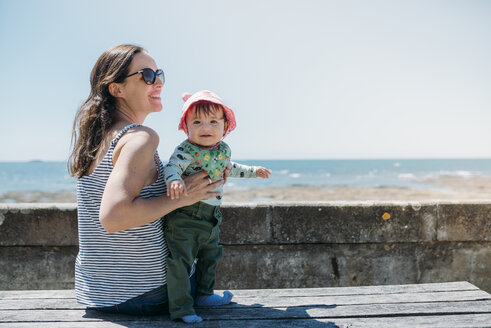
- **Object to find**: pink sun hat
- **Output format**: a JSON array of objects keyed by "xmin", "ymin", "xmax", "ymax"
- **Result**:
[{"xmin": 178, "ymin": 90, "xmax": 237, "ymax": 136}]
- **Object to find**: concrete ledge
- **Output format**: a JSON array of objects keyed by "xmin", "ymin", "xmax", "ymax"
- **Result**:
[
  {"xmin": 217, "ymin": 242, "xmax": 491, "ymax": 292},
  {"xmin": 0, "ymin": 246, "xmax": 77, "ymax": 290},
  {"xmin": 266, "ymin": 202, "xmax": 437, "ymax": 243},
  {"xmin": 0, "ymin": 204, "xmax": 77, "ymax": 246},
  {"xmin": 437, "ymin": 203, "xmax": 491, "ymax": 241},
  {"xmin": 0, "ymin": 201, "xmax": 490, "ymax": 292}
]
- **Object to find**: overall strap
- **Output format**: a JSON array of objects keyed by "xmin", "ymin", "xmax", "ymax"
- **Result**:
[{"xmin": 110, "ymin": 123, "xmax": 140, "ymax": 147}]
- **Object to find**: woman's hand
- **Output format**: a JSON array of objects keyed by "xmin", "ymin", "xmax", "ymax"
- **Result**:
[{"xmin": 178, "ymin": 171, "xmax": 223, "ymax": 206}]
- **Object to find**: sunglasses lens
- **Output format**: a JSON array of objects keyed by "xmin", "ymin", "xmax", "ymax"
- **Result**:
[
  {"xmin": 156, "ymin": 69, "xmax": 165, "ymax": 84},
  {"xmin": 141, "ymin": 68, "xmax": 155, "ymax": 85}
]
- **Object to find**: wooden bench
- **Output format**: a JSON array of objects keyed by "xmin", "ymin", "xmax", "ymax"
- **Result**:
[{"xmin": 1, "ymin": 281, "xmax": 490, "ymax": 327}]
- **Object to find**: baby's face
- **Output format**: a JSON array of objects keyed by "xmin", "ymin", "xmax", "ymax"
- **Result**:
[{"xmin": 186, "ymin": 107, "xmax": 228, "ymax": 147}]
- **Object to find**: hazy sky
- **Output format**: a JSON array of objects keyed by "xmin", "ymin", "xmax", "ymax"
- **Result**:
[{"xmin": 1, "ymin": 0, "xmax": 490, "ymax": 161}]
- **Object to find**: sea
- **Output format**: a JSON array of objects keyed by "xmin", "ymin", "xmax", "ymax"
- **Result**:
[{"xmin": 1, "ymin": 159, "xmax": 490, "ymax": 195}]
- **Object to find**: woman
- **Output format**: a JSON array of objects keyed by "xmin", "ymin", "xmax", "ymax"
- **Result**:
[{"xmin": 69, "ymin": 44, "xmax": 223, "ymax": 316}]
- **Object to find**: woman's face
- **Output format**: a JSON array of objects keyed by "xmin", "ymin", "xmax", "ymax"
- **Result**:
[{"xmin": 118, "ymin": 51, "xmax": 163, "ymax": 117}]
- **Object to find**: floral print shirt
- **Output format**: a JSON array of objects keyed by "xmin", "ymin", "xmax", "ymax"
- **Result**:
[{"xmin": 164, "ymin": 140, "xmax": 257, "ymax": 205}]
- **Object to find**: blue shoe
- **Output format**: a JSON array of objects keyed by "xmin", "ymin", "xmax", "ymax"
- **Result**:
[
  {"xmin": 195, "ymin": 291, "xmax": 234, "ymax": 306},
  {"xmin": 181, "ymin": 314, "xmax": 203, "ymax": 323}
]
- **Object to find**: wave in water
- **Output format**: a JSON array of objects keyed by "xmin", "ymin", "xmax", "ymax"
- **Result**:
[{"xmin": 1, "ymin": 159, "xmax": 491, "ymax": 193}]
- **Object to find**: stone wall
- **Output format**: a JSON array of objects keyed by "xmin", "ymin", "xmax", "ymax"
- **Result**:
[{"xmin": 0, "ymin": 201, "xmax": 489, "ymax": 292}]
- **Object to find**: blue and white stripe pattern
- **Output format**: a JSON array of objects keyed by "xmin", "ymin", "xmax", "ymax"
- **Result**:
[{"xmin": 75, "ymin": 124, "xmax": 168, "ymax": 307}]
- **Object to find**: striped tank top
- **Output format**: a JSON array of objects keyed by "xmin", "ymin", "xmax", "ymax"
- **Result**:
[{"xmin": 75, "ymin": 124, "xmax": 168, "ymax": 307}]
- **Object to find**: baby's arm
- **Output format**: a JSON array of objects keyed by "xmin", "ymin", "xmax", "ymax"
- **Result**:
[
  {"xmin": 164, "ymin": 145, "xmax": 194, "ymax": 199},
  {"xmin": 229, "ymin": 161, "xmax": 272, "ymax": 179}
]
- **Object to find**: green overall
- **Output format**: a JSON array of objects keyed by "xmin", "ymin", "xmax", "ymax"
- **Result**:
[{"xmin": 164, "ymin": 201, "xmax": 223, "ymax": 319}]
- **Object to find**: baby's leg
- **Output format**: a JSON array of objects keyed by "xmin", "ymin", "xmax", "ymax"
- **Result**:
[
  {"xmin": 194, "ymin": 218, "xmax": 234, "ymax": 306},
  {"xmin": 165, "ymin": 211, "xmax": 201, "ymax": 321}
]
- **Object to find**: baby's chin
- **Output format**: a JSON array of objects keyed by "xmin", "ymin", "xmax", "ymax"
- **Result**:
[
  {"xmin": 189, "ymin": 138, "xmax": 219, "ymax": 147},
  {"xmin": 200, "ymin": 143, "xmax": 217, "ymax": 147}
]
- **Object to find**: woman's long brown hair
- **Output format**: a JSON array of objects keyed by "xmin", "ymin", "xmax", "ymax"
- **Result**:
[{"xmin": 69, "ymin": 44, "xmax": 144, "ymax": 178}]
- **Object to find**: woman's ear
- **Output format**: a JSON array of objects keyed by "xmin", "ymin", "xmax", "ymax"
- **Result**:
[{"xmin": 108, "ymin": 82, "xmax": 122, "ymax": 98}]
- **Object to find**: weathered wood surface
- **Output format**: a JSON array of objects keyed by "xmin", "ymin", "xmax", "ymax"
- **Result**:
[{"xmin": 0, "ymin": 281, "xmax": 489, "ymax": 327}]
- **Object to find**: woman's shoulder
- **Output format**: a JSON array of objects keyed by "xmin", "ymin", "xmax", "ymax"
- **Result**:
[
  {"xmin": 111, "ymin": 125, "xmax": 160, "ymax": 163},
  {"xmin": 119, "ymin": 125, "xmax": 159, "ymax": 147}
]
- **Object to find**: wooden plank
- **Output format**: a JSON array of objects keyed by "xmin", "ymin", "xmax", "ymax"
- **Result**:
[
  {"xmin": 1, "ymin": 314, "xmax": 491, "ymax": 328},
  {"xmin": 0, "ymin": 281, "xmax": 479, "ymax": 300},
  {"xmin": 0, "ymin": 290, "xmax": 75, "ymax": 299},
  {"xmin": 1, "ymin": 283, "xmax": 489, "ymax": 328},
  {"xmin": 1, "ymin": 290, "xmax": 489, "ymax": 310},
  {"xmin": 1, "ymin": 300, "xmax": 490, "ymax": 322},
  {"xmin": 225, "ymin": 281, "xmax": 481, "ymax": 297},
  {"xmin": 0, "ymin": 299, "xmax": 83, "ymax": 310},
  {"xmin": 200, "ymin": 300, "xmax": 491, "ymax": 320},
  {"xmin": 2, "ymin": 281, "xmax": 480, "ymax": 301},
  {"xmin": 218, "ymin": 290, "xmax": 491, "ymax": 307}
]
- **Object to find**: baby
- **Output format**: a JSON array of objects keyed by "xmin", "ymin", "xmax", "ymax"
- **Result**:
[{"xmin": 163, "ymin": 90, "xmax": 271, "ymax": 323}]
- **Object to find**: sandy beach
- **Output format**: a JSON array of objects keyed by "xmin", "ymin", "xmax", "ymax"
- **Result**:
[{"xmin": 2, "ymin": 176, "xmax": 491, "ymax": 203}]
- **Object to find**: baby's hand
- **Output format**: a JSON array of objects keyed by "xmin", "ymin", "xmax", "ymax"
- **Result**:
[
  {"xmin": 167, "ymin": 180, "xmax": 187, "ymax": 200},
  {"xmin": 256, "ymin": 167, "xmax": 272, "ymax": 179}
]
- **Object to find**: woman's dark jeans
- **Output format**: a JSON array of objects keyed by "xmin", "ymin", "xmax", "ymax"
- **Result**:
[{"xmin": 90, "ymin": 274, "xmax": 197, "ymax": 315}]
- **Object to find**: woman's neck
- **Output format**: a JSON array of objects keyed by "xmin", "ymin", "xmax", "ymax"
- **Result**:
[{"xmin": 115, "ymin": 103, "xmax": 146, "ymax": 125}]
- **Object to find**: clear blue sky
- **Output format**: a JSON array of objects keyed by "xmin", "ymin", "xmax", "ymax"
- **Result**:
[{"xmin": 1, "ymin": 0, "xmax": 490, "ymax": 161}]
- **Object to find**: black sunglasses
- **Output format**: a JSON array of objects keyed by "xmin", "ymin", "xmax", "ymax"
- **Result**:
[{"xmin": 125, "ymin": 68, "xmax": 165, "ymax": 85}]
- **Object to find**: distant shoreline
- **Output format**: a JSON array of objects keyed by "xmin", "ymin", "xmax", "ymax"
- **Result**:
[{"xmin": 2, "ymin": 176, "xmax": 490, "ymax": 203}]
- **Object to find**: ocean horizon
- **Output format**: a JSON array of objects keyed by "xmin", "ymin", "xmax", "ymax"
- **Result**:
[{"xmin": 1, "ymin": 159, "xmax": 491, "ymax": 196}]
